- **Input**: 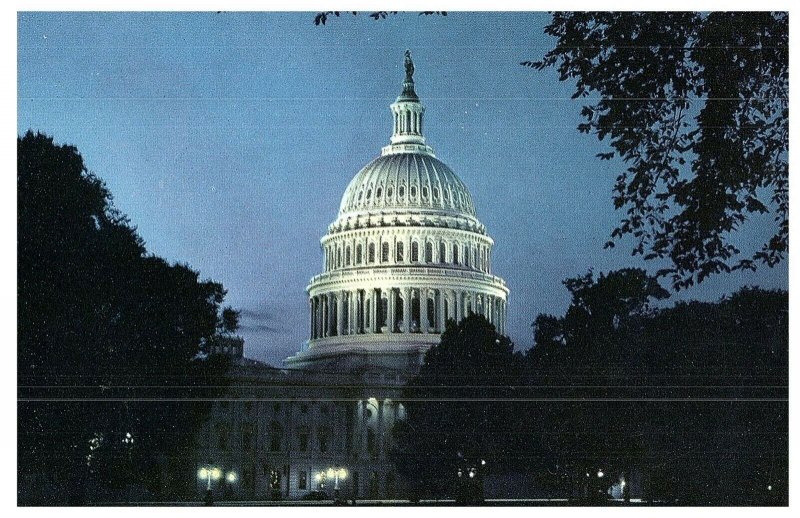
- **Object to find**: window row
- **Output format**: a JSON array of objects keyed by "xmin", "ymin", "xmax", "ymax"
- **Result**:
[
  {"xmin": 325, "ymin": 238, "xmax": 491, "ymax": 273},
  {"xmin": 354, "ymin": 182, "xmax": 468, "ymax": 209}
]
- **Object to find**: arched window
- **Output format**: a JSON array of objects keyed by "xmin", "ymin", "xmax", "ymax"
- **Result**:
[
  {"xmin": 411, "ymin": 241, "xmax": 419, "ymax": 262},
  {"xmin": 337, "ymin": 247, "xmax": 342, "ymax": 268},
  {"xmin": 396, "ymin": 242, "xmax": 404, "ymax": 262},
  {"xmin": 381, "ymin": 242, "xmax": 390, "ymax": 263},
  {"xmin": 346, "ymin": 246, "xmax": 351, "ymax": 266},
  {"xmin": 453, "ymin": 245, "xmax": 459, "ymax": 265},
  {"xmin": 425, "ymin": 242, "xmax": 433, "ymax": 263},
  {"xmin": 356, "ymin": 244, "xmax": 363, "ymax": 264},
  {"xmin": 368, "ymin": 243, "xmax": 376, "ymax": 263},
  {"xmin": 464, "ymin": 246, "xmax": 470, "ymax": 267},
  {"xmin": 439, "ymin": 241, "xmax": 446, "ymax": 263}
]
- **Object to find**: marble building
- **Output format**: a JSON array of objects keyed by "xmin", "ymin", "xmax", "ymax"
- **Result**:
[{"xmin": 195, "ymin": 52, "xmax": 508, "ymax": 501}]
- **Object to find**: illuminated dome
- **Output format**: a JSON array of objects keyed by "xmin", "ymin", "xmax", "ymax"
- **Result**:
[
  {"xmin": 338, "ymin": 152, "xmax": 478, "ymax": 218},
  {"xmin": 286, "ymin": 51, "xmax": 508, "ymax": 372}
]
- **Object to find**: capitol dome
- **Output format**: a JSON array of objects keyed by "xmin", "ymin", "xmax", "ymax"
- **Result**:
[
  {"xmin": 286, "ymin": 51, "xmax": 508, "ymax": 372},
  {"xmin": 338, "ymin": 153, "xmax": 477, "ymax": 218}
]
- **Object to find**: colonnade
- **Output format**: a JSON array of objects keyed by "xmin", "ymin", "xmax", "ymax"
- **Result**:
[{"xmin": 310, "ymin": 287, "xmax": 507, "ymax": 340}]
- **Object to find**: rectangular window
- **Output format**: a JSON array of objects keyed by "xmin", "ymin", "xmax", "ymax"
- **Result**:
[{"xmin": 299, "ymin": 471, "xmax": 307, "ymax": 490}]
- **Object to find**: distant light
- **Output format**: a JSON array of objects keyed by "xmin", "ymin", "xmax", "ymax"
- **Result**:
[
  {"xmin": 586, "ymin": 473, "xmax": 590, "ymax": 478},
  {"xmin": 621, "ymin": 480, "xmax": 626, "ymax": 488},
  {"xmin": 338, "ymin": 468, "xmax": 347, "ymax": 479},
  {"xmin": 315, "ymin": 473, "xmax": 323, "ymax": 482},
  {"xmin": 327, "ymin": 468, "xmax": 335, "ymax": 479},
  {"xmin": 469, "ymin": 471, "xmax": 475, "ymax": 479},
  {"xmin": 226, "ymin": 471, "xmax": 237, "ymax": 483},
  {"xmin": 597, "ymin": 470, "xmax": 604, "ymax": 478},
  {"xmin": 767, "ymin": 485, "xmax": 772, "ymax": 491},
  {"xmin": 481, "ymin": 460, "xmax": 486, "ymax": 466},
  {"xmin": 211, "ymin": 468, "xmax": 222, "ymax": 480},
  {"xmin": 457, "ymin": 469, "xmax": 463, "ymax": 478},
  {"xmin": 198, "ymin": 468, "xmax": 209, "ymax": 480}
]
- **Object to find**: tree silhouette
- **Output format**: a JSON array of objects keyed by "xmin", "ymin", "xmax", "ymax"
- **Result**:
[
  {"xmin": 18, "ymin": 131, "xmax": 236, "ymax": 504},
  {"xmin": 527, "ymin": 12, "xmax": 788, "ymax": 289}
]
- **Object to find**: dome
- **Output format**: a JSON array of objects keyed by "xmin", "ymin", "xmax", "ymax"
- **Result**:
[
  {"xmin": 338, "ymin": 152, "xmax": 477, "ymax": 217},
  {"xmin": 286, "ymin": 50, "xmax": 508, "ymax": 373}
]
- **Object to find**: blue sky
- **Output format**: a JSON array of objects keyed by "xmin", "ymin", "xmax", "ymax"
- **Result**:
[{"xmin": 17, "ymin": 12, "xmax": 788, "ymax": 365}]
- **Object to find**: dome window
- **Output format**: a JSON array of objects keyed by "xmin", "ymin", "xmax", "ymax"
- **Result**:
[
  {"xmin": 399, "ymin": 185, "xmax": 405, "ymax": 198},
  {"xmin": 366, "ymin": 189, "xmax": 372, "ymax": 200},
  {"xmin": 376, "ymin": 187, "xmax": 382, "ymax": 198},
  {"xmin": 422, "ymin": 186, "xmax": 429, "ymax": 199},
  {"xmin": 433, "ymin": 188, "xmax": 439, "ymax": 200},
  {"xmin": 358, "ymin": 190, "xmax": 363, "ymax": 201},
  {"xmin": 410, "ymin": 186, "xmax": 417, "ymax": 198},
  {"xmin": 387, "ymin": 186, "xmax": 393, "ymax": 198}
]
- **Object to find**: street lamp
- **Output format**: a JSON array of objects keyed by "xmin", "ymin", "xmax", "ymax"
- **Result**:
[
  {"xmin": 316, "ymin": 467, "xmax": 348, "ymax": 501},
  {"xmin": 198, "ymin": 465, "xmax": 222, "ymax": 505}
]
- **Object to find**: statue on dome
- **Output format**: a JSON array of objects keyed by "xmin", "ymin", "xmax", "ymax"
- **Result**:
[{"xmin": 404, "ymin": 50, "xmax": 415, "ymax": 82}]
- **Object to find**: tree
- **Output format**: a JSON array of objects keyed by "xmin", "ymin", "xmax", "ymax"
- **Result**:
[
  {"xmin": 18, "ymin": 132, "xmax": 237, "ymax": 504},
  {"xmin": 527, "ymin": 270, "xmax": 788, "ymax": 504},
  {"xmin": 392, "ymin": 315, "xmax": 519, "ymax": 499},
  {"xmin": 526, "ymin": 12, "xmax": 788, "ymax": 289}
]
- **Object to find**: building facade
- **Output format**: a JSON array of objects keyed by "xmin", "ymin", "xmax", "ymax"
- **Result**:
[{"xmin": 196, "ymin": 52, "xmax": 508, "ymax": 501}]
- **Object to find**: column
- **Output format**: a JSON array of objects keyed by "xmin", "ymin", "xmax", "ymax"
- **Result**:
[
  {"xmin": 322, "ymin": 294, "xmax": 327, "ymax": 337},
  {"xmin": 361, "ymin": 400, "xmax": 370, "ymax": 456},
  {"xmin": 402, "ymin": 287, "xmax": 411, "ymax": 333},
  {"xmin": 384, "ymin": 289, "xmax": 394, "ymax": 333},
  {"xmin": 371, "ymin": 289, "xmax": 378, "ymax": 333},
  {"xmin": 377, "ymin": 400, "xmax": 385, "ymax": 459},
  {"xmin": 327, "ymin": 293, "xmax": 334, "ymax": 336},
  {"xmin": 455, "ymin": 290, "xmax": 462, "ymax": 323},
  {"xmin": 308, "ymin": 297, "xmax": 316, "ymax": 340},
  {"xmin": 420, "ymin": 288, "xmax": 429, "ymax": 333},
  {"xmin": 437, "ymin": 289, "xmax": 446, "ymax": 333},
  {"xmin": 336, "ymin": 291, "xmax": 344, "ymax": 336}
]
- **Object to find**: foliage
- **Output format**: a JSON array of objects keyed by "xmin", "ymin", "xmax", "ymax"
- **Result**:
[
  {"xmin": 392, "ymin": 314, "xmax": 518, "ymax": 498},
  {"xmin": 313, "ymin": 11, "xmax": 446, "ymax": 26},
  {"xmin": 525, "ymin": 270, "xmax": 787, "ymax": 504},
  {"xmin": 526, "ymin": 12, "xmax": 788, "ymax": 289},
  {"xmin": 18, "ymin": 131, "xmax": 237, "ymax": 503}
]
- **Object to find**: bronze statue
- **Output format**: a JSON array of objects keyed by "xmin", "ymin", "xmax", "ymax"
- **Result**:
[{"xmin": 404, "ymin": 50, "xmax": 414, "ymax": 82}]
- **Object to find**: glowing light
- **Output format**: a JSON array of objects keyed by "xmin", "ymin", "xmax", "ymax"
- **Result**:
[
  {"xmin": 226, "ymin": 471, "xmax": 237, "ymax": 483},
  {"xmin": 211, "ymin": 468, "xmax": 222, "ymax": 480},
  {"xmin": 586, "ymin": 473, "xmax": 590, "ymax": 478},
  {"xmin": 621, "ymin": 480, "xmax": 626, "ymax": 488},
  {"xmin": 481, "ymin": 460, "xmax": 486, "ymax": 466},
  {"xmin": 315, "ymin": 473, "xmax": 323, "ymax": 482},
  {"xmin": 597, "ymin": 470, "xmax": 604, "ymax": 478},
  {"xmin": 198, "ymin": 468, "xmax": 209, "ymax": 479},
  {"xmin": 768, "ymin": 485, "xmax": 772, "ymax": 491},
  {"xmin": 469, "ymin": 471, "xmax": 475, "ymax": 479},
  {"xmin": 338, "ymin": 468, "xmax": 347, "ymax": 479},
  {"xmin": 327, "ymin": 468, "xmax": 335, "ymax": 479}
]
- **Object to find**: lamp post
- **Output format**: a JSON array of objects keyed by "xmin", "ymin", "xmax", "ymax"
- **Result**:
[
  {"xmin": 197, "ymin": 466, "xmax": 237, "ymax": 505},
  {"xmin": 316, "ymin": 467, "xmax": 348, "ymax": 501},
  {"xmin": 198, "ymin": 466, "xmax": 221, "ymax": 505}
]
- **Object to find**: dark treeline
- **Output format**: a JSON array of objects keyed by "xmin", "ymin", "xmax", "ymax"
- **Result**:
[
  {"xmin": 394, "ymin": 269, "xmax": 787, "ymax": 505},
  {"xmin": 18, "ymin": 132, "xmax": 239, "ymax": 504}
]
